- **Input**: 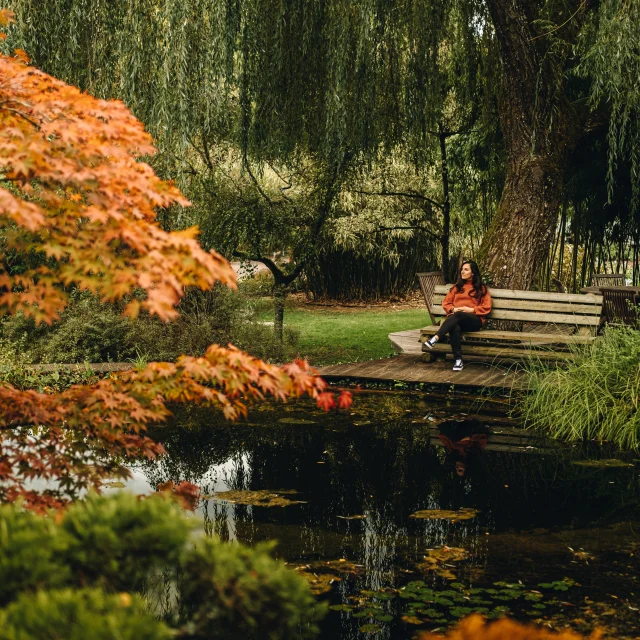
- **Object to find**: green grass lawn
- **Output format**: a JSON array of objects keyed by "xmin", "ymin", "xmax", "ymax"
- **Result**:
[{"xmin": 256, "ymin": 303, "xmax": 429, "ymax": 365}]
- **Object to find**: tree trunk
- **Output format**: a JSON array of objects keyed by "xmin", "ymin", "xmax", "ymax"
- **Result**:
[
  {"xmin": 273, "ymin": 281, "xmax": 288, "ymax": 344},
  {"xmin": 479, "ymin": 152, "xmax": 567, "ymax": 289},
  {"xmin": 478, "ymin": 0, "xmax": 581, "ymax": 290}
]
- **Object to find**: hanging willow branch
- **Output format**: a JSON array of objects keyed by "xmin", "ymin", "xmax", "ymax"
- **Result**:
[{"xmin": 3, "ymin": 0, "xmax": 487, "ymax": 167}]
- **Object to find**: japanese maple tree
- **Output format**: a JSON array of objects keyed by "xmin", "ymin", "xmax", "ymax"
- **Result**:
[{"xmin": 0, "ymin": 10, "xmax": 350, "ymax": 511}]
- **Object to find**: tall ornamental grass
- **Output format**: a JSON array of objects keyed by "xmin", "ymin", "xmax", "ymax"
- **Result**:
[{"xmin": 519, "ymin": 326, "xmax": 640, "ymax": 450}]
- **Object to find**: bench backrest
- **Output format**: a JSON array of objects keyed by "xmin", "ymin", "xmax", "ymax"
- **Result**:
[
  {"xmin": 417, "ymin": 272, "xmax": 445, "ymax": 323},
  {"xmin": 431, "ymin": 285, "xmax": 603, "ymax": 335},
  {"xmin": 593, "ymin": 273, "xmax": 625, "ymax": 287}
]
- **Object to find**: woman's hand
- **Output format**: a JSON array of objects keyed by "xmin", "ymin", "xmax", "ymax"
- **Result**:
[{"xmin": 453, "ymin": 306, "xmax": 475, "ymax": 313}]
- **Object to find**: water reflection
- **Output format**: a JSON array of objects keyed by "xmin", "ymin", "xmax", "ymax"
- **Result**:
[
  {"xmin": 131, "ymin": 392, "xmax": 640, "ymax": 637},
  {"xmin": 436, "ymin": 419, "xmax": 488, "ymax": 477}
]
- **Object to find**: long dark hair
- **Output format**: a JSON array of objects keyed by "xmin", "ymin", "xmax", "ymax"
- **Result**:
[{"xmin": 454, "ymin": 259, "xmax": 487, "ymax": 301}]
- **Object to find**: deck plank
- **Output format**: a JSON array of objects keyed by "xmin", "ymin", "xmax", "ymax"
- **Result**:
[{"xmin": 317, "ymin": 355, "xmax": 523, "ymax": 390}]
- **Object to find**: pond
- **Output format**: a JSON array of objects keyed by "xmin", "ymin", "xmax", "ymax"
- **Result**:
[{"xmin": 123, "ymin": 389, "xmax": 640, "ymax": 639}]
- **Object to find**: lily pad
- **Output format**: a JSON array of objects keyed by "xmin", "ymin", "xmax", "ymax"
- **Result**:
[
  {"xmin": 294, "ymin": 571, "xmax": 337, "ymax": 595},
  {"xmin": 213, "ymin": 489, "xmax": 306, "ymax": 507},
  {"xmin": 278, "ymin": 417, "xmax": 317, "ymax": 425},
  {"xmin": 359, "ymin": 623, "xmax": 382, "ymax": 633},
  {"xmin": 293, "ymin": 558, "xmax": 362, "ymax": 594},
  {"xmin": 572, "ymin": 458, "xmax": 634, "ymax": 468},
  {"xmin": 415, "ymin": 546, "xmax": 469, "ymax": 580},
  {"xmin": 409, "ymin": 508, "xmax": 479, "ymax": 521}
]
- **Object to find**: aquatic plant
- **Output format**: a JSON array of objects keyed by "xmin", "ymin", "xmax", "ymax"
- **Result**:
[
  {"xmin": 330, "ymin": 578, "xmax": 580, "ymax": 633},
  {"xmin": 519, "ymin": 326, "xmax": 640, "ymax": 450}
]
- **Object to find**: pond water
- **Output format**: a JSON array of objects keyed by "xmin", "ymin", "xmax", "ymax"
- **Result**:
[{"xmin": 126, "ymin": 389, "xmax": 640, "ymax": 639}]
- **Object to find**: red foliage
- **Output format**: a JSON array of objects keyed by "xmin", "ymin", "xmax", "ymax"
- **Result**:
[
  {"xmin": 421, "ymin": 615, "xmax": 603, "ymax": 640},
  {"xmin": 157, "ymin": 481, "xmax": 200, "ymax": 511},
  {"xmin": 316, "ymin": 392, "xmax": 336, "ymax": 412},
  {"xmin": 337, "ymin": 390, "xmax": 353, "ymax": 410},
  {"xmin": 0, "ymin": 14, "xmax": 349, "ymax": 512}
]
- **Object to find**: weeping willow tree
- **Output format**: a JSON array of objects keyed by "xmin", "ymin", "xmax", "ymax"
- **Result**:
[{"xmin": 4, "ymin": 0, "xmax": 640, "ymax": 290}]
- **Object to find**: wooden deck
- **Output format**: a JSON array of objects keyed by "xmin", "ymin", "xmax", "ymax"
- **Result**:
[
  {"xmin": 316, "ymin": 329, "xmax": 524, "ymax": 390},
  {"xmin": 318, "ymin": 354, "xmax": 523, "ymax": 390}
]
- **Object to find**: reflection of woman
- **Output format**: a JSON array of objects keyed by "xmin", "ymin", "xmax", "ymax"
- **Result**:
[
  {"xmin": 423, "ymin": 260, "xmax": 492, "ymax": 371},
  {"xmin": 438, "ymin": 420, "xmax": 488, "ymax": 477}
]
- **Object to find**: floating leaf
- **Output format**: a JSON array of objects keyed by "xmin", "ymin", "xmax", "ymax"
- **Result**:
[
  {"xmin": 213, "ymin": 489, "xmax": 306, "ymax": 507},
  {"xmin": 359, "ymin": 624, "xmax": 381, "ymax": 633},
  {"xmin": 416, "ymin": 546, "xmax": 469, "ymax": 579},
  {"xmin": 409, "ymin": 508, "xmax": 479, "ymax": 521},
  {"xmin": 278, "ymin": 417, "xmax": 317, "ymax": 425},
  {"xmin": 572, "ymin": 458, "xmax": 633, "ymax": 468},
  {"xmin": 373, "ymin": 613, "xmax": 393, "ymax": 622},
  {"xmin": 294, "ymin": 558, "xmax": 362, "ymax": 595}
]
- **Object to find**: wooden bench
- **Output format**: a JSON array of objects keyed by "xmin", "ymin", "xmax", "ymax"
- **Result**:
[{"xmin": 420, "ymin": 285, "xmax": 603, "ymax": 362}]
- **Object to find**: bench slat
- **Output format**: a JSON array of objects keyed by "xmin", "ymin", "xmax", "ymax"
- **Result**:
[
  {"xmin": 430, "ymin": 305, "xmax": 601, "ymax": 326},
  {"xmin": 434, "ymin": 285, "xmax": 603, "ymax": 304},
  {"xmin": 424, "ymin": 342, "xmax": 573, "ymax": 360},
  {"xmin": 431, "ymin": 294, "xmax": 603, "ymax": 315},
  {"xmin": 419, "ymin": 328, "xmax": 596, "ymax": 344}
]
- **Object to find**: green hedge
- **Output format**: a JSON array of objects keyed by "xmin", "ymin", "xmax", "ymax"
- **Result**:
[{"xmin": 0, "ymin": 492, "xmax": 325, "ymax": 639}]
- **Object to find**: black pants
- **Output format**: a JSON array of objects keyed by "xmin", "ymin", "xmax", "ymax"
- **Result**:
[{"xmin": 435, "ymin": 311, "xmax": 482, "ymax": 360}]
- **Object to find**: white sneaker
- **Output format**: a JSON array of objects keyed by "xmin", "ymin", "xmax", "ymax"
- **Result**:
[
  {"xmin": 423, "ymin": 336, "xmax": 438, "ymax": 350},
  {"xmin": 452, "ymin": 359, "xmax": 464, "ymax": 371}
]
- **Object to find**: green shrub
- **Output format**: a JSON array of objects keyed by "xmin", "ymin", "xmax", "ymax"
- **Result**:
[
  {"xmin": 0, "ymin": 285, "xmax": 297, "ymax": 366},
  {"xmin": 0, "ymin": 492, "xmax": 323, "ymax": 639},
  {"xmin": 519, "ymin": 326, "xmax": 640, "ymax": 449},
  {"xmin": 0, "ymin": 588, "xmax": 170, "ymax": 640},
  {"xmin": 180, "ymin": 538, "xmax": 325, "ymax": 639},
  {"xmin": 0, "ymin": 507, "xmax": 69, "ymax": 606},
  {"xmin": 237, "ymin": 271, "xmax": 275, "ymax": 297},
  {"xmin": 60, "ymin": 492, "xmax": 191, "ymax": 592}
]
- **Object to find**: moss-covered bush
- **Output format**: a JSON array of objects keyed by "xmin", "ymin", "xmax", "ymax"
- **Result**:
[{"xmin": 0, "ymin": 492, "xmax": 324, "ymax": 639}]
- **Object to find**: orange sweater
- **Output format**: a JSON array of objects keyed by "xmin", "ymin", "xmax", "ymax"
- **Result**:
[{"xmin": 442, "ymin": 282, "xmax": 492, "ymax": 324}]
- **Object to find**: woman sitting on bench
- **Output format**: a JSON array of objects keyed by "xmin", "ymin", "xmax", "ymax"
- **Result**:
[{"xmin": 423, "ymin": 260, "xmax": 492, "ymax": 371}]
